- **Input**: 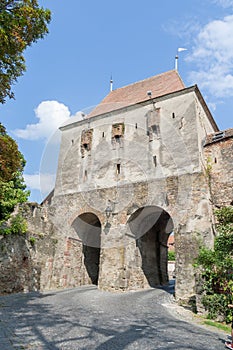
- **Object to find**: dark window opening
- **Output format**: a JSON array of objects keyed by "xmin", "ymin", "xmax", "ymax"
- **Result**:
[
  {"xmin": 172, "ymin": 113, "xmax": 175, "ymax": 119},
  {"xmin": 102, "ymin": 132, "xmax": 105, "ymax": 138},
  {"xmin": 71, "ymin": 139, "xmax": 74, "ymax": 145},
  {"xmin": 151, "ymin": 124, "xmax": 160, "ymax": 135},
  {"xmin": 116, "ymin": 163, "xmax": 121, "ymax": 174},
  {"xmin": 214, "ymin": 157, "xmax": 217, "ymax": 163},
  {"xmin": 83, "ymin": 143, "xmax": 89, "ymax": 150},
  {"xmin": 115, "ymin": 135, "xmax": 121, "ymax": 143},
  {"xmin": 153, "ymin": 156, "xmax": 157, "ymax": 167},
  {"xmin": 135, "ymin": 123, "xmax": 138, "ymax": 129}
]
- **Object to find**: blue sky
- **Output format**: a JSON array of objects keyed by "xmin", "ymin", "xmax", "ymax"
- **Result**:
[{"xmin": 1, "ymin": 0, "xmax": 233, "ymax": 202}]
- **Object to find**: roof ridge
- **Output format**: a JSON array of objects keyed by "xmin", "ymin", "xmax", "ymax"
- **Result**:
[
  {"xmin": 111, "ymin": 69, "xmax": 184, "ymax": 93},
  {"xmin": 87, "ymin": 69, "xmax": 186, "ymax": 118}
]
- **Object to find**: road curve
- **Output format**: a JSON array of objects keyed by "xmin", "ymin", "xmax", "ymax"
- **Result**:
[{"xmin": 0, "ymin": 284, "xmax": 228, "ymax": 349}]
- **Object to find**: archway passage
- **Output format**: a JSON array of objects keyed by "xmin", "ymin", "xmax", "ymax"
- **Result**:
[
  {"xmin": 128, "ymin": 206, "xmax": 174, "ymax": 287},
  {"xmin": 72, "ymin": 213, "xmax": 101, "ymax": 285}
]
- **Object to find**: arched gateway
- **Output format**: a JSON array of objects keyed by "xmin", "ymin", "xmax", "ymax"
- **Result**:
[
  {"xmin": 128, "ymin": 206, "xmax": 174, "ymax": 286},
  {"xmin": 72, "ymin": 213, "xmax": 101, "ymax": 285}
]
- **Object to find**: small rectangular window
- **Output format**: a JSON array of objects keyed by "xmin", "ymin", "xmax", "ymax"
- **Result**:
[
  {"xmin": 151, "ymin": 124, "xmax": 160, "ymax": 135},
  {"xmin": 84, "ymin": 170, "xmax": 88, "ymax": 182},
  {"xmin": 115, "ymin": 135, "xmax": 121, "ymax": 143},
  {"xmin": 116, "ymin": 163, "xmax": 121, "ymax": 174},
  {"xmin": 153, "ymin": 156, "xmax": 157, "ymax": 167}
]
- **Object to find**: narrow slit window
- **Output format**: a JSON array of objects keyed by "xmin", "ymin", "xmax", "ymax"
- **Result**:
[
  {"xmin": 116, "ymin": 163, "xmax": 121, "ymax": 174},
  {"xmin": 135, "ymin": 123, "xmax": 138, "ymax": 129},
  {"xmin": 102, "ymin": 132, "xmax": 105, "ymax": 138},
  {"xmin": 172, "ymin": 112, "xmax": 175, "ymax": 119},
  {"xmin": 84, "ymin": 170, "xmax": 88, "ymax": 182},
  {"xmin": 153, "ymin": 156, "xmax": 157, "ymax": 167}
]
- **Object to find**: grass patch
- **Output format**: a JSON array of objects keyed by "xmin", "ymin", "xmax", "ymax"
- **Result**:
[{"xmin": 203, "ymin": 320, "xmax": 231, "ymax": 332}]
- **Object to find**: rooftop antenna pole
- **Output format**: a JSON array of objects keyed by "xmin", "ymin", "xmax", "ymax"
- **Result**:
[
  {"xmin": 175, "ymin": 47, "xmax": 187, "ymax": 71},
  {"xmin": 175, "ymin": 54, "xmax": 178, "ymax": 71},
  {"xmin": 110, "ymin": 75, "xmax": 113, "ymax": 92}
]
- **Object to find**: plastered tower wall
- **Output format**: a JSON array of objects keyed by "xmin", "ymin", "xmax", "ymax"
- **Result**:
[
  {"xmin": 49, "ymin": 85, "xmax": 217, "ymax": 300},
  {"xmin": 55, "ymin": 88, "xmax": 215, "ymax": 198}
]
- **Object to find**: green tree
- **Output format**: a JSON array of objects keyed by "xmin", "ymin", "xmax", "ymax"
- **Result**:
[
  {"xmin": 0, "ymin": 0, "xmax": 51, "ymax": 103},
  {"xmin": 0, "ymin": 123, "xmax": 29, "ymax": 222},
  {"xmin": 0, "ymin": 123, "xmax": 24, "ymax": 182},
  {"xmin": 195, "ymin": 206, "xmax": 233, "ymax": 322}
]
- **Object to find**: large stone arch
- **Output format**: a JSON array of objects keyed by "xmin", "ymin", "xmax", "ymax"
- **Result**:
[
  {"xmin": 128, "ymin": 205, "xmax": 174, "ymax": 286},
  {"xmin": 71, "ymin": 212, "xmax": 101, "ymax": 285}
]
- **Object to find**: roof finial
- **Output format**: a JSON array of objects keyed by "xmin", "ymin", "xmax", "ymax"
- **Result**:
[
  {"xmin": 110, "ymin": 75, "xmax": 113, "ymax": 92},
  {"xmin": 175, "ymin": 48, "xmax": 187, "ymax": 71}
]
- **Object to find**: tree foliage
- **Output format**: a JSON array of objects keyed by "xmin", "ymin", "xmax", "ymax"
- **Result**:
[
  {"xmin": 0, "ymin": 123, "xmax": 24, "ymax": 182},
  {"xmin": 0, "ymin": 123, "xmax": 29, "ymax": 223},
  {"xmin": 0, "ymin": 0, "xmax": 51, "ymax": 103},
  {"xmin": 195, "ymin": 206, "xmax": 233, "ymax": 322}
]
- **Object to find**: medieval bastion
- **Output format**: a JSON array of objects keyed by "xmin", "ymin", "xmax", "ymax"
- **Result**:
[{"xmin": 0, "ymin": 70, "xmax": 232, "ymax": 303}]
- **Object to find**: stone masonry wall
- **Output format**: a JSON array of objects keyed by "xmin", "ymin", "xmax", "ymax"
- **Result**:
[
  {"xmin": 204, "ymin": 133, "xmax": 233, "ymax": 207},
  {"xmin": 0, "ymin": 168, "xmax": 215, "ymax": 300}
]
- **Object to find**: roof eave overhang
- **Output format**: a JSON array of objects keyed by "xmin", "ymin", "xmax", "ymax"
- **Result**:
[{"xmin": 60, "ymin": 85, "xmax": 219, "ymax": 132}]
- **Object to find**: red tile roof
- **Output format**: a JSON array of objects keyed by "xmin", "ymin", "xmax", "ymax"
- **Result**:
[{"xmin": 88, "ymin": 70, "xmax": 185, "ymax": 118}]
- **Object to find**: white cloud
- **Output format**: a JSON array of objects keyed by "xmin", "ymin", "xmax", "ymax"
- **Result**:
[
  {"xmin": 188, "ymin": 15, "xmax": 233, "ymax": 98},
  {"xmin": 24, "ymin": 173, "xmax": 56, "ymax": 195},
  {"xmin": 163, "ymin": 17, "xmax": 201, "ymax": 41},
  {"xmin": 213, "ymin": 0, "xmax": 233, "ymax": 8},
  {"xmin": 14, "ymin": 100, "xmax": 84, "ymax": 141}
]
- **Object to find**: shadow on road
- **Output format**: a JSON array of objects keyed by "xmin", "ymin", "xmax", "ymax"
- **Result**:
[{"xmin": 0, "ymin": 283, "xmax": 227, "ymax": 350}]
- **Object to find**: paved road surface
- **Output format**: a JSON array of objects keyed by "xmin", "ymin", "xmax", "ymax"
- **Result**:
[{"xmin": 0, "ymin": 283, "xmax": 228, "ymax": 349}]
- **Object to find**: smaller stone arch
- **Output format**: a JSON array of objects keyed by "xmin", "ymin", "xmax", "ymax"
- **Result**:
[
  {"xmin": 72, "ymin": 212, "xmax": 101, "ymax": 285},
  {"xmin": 128, "ymin": 205, "xmax": 174, "ymax": 286}
]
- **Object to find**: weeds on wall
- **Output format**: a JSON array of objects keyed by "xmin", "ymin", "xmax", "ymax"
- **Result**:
[
  {"xmin": 194, "ymin": 206, "xmax": 233, "ymax": 322},
  {"xmin": 0, "ymin": 213, "xmax": 27, "ymax": 235}
]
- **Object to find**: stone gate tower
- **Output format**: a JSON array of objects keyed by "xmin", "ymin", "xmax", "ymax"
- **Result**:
[{"xmin": 43, "ymin": 69, "xmax": 223, "ymax": 301}]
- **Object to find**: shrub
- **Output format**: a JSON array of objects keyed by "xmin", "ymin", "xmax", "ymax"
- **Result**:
[
  {"xmin": 0, "ymin": 214, "xmax": 27, "ymax": 235},
  {"xmin": 194, "ymin": 206, "xmax": 233, "ymax": 322},
  {"xmin": 29, "ymin": 237, "xmax": 36, "ymax": 246}
]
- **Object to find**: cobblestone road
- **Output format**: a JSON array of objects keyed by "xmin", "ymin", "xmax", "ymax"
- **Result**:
[{"xmin": 0, "ymin": 283, "xmax": 228, "ymax": 349}]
